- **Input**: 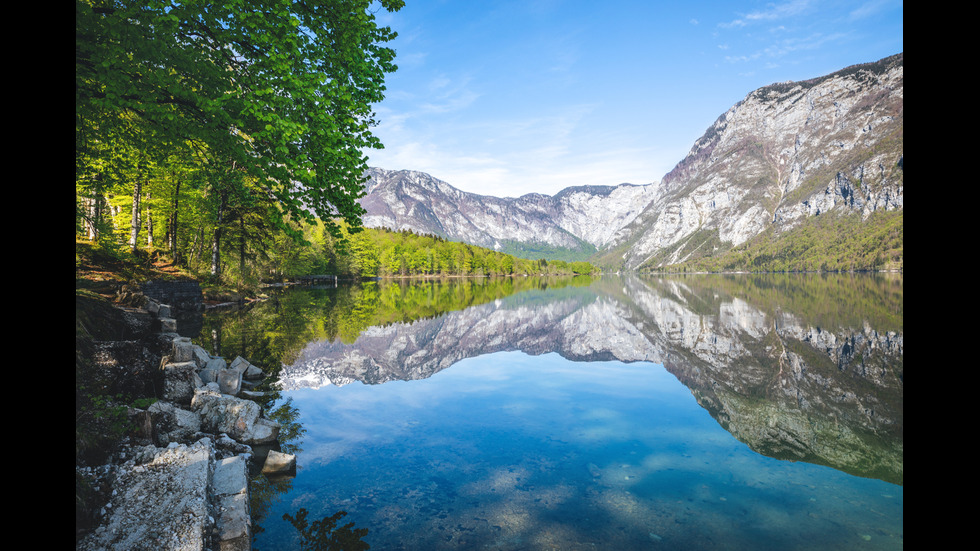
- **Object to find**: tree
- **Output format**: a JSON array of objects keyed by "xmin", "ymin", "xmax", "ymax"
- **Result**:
[{"xmin": 77, "ymin": 0, "xmax": 404, "ymax": 247}]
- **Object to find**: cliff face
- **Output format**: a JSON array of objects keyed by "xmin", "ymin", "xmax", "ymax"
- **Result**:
[
  {"xmin": 612, "ymin": 54, "xmax": 904, "ymax": 268},
  {"xmin": 359, "ymin": 54, "xmax": 903, "ymax": 268}
]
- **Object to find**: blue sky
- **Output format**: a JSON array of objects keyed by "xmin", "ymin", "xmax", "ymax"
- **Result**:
[{"xmin": 366, "ymin": 0, "xmax": 903, "ymax": 198}]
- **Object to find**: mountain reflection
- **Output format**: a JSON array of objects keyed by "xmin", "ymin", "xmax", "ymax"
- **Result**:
[
  {"xmin": 278, "ymin": 274, "xmax": 902, "ymax": 484},
  {"xmin": 263, "ymin": 274, "xmax": 904, "ymax": 484}
]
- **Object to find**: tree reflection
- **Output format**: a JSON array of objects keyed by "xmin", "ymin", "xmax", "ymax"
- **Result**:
[{"xmin": 282, "ymin": 508, "xmax": 370, "ymax": 551}]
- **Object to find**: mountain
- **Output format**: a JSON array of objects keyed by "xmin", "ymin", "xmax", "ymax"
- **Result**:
[
  {"xmin": 359, "ymin": 167, "xmax": 659, "ymax": 261},
  {"xmin": 607, "ymin": 53, "xmax": 904, "ymax": 270},
  {"xmin": 359, "ymin": 53, "xmax": 903, "ymax": 269}
]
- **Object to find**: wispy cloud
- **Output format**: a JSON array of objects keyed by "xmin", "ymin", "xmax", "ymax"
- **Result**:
[
  {"xmin": 848, "ymin": 0, "xmax": 897, "ymax": 21},
  {"xmin": 720, "ymin": 0, "xmax": 815, "ymax": 28}
]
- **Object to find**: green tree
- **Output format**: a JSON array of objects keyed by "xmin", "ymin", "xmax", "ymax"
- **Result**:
[{"xmin": 77, "ymin": 0, "xmax": 404, "ymax": 246}]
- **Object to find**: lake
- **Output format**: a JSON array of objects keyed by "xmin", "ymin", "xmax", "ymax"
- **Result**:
[{"xmin": 195, "ymin": 273, "xmax": 903, "ymax": 551}]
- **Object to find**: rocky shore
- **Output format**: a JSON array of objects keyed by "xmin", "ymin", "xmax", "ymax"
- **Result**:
[{"xmin": 76, "ymin": 282, "xmax": 294, "ymax": 551}]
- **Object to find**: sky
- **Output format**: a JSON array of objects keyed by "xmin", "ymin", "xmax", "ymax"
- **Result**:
[{"xmin": 364, "ymin": 0, "xmax": 903, "ymax": 198}]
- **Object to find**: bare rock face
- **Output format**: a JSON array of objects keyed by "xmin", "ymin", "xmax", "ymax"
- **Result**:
[{"xmin": 607, "ymin": 54, "xmax": 904, "ymax": 268}]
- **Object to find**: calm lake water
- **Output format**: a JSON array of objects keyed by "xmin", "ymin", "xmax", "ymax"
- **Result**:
[{"xmin": 195, "ymin": 274, "xmax": 903, "ymax": 551}]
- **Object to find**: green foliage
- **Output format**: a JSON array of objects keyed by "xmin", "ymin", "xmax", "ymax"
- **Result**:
[
  {"xmin": 75, "ymin": 391, "xmax": 132, "ymax": 465},
  {"xmin": 131, "ymin": 397, "xmax": 158, "ymax": 409},
  {"xmin": 648, "ymin": 210, "xmax": 903, "ymax": 273},
  {"xmin": 325, "ymin": 225, "xmax": 600, "ymax": 279},
  {"xmin": 497, "ymin": 239, "xmax": 598, "ymax": 263},
  {"xmin": 76, "ymin": 0, "xmax": 405, "ymax": 286},
  {"xmin": 77, "ymin": 0, "xmax": 403, "ymax": 230}
]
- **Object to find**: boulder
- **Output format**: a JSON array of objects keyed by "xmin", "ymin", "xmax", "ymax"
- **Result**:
[
  {"xmin": 214, "ymin": 433, "xmax": 253, "ymax": 456},
  {"xmin": 171, "ymin": 337, "xmax": 211, "ymax": 368},
  {"xmin": 230, "ymin": 355, "xmax": 265, "ymax": 380},
  {"xmin": 76, "ymin": 439, "xmax": 215, "ymax": 551},
  {"xmin": 261, "ymin": 449, "xmax": 297, "ymax": 476},
  {"xmin": 160, "ymin": 317, "xmax": 178, "ymax": 333},
  {"xmin": 115, "ymin": 283, "xmax": 148, "ymax": 308},
  {"xmin": 213, "ymin": 455, "xmax": 252, "ymax": 551},
  {"xmin": 161, "ymin": 361, "xmax": 203, "ymax": 404},
  {"xmin": 249, "ymin": 418, "xmax": 281, "ymax": 445},
  {"xmin": 199, "ymin": 357, "xmax": 227, "ymax": 385},
  {"xmin": 147, "ymin": 400, "xmax": 202, "ymax": 446},
  {"xmin": 191, "ymin": 385, "xmax": 280, "ymax": 445},
  {"xmin": 217, "ymin": 367, "xmax": 243, "ymax": 396}
]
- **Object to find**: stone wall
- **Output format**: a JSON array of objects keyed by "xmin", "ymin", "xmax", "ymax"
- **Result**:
[{"xmin": 142, "ymin": 280, "xmax": 203, "ymax": 312}]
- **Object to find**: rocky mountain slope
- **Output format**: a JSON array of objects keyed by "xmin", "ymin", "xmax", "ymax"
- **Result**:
[
  {"xmin": 359, "ymin": 168, "xmax": 659, "ymax": 260},
  {"xmin": 608, "ymin": 53, "xmax": 904, "ymax": 269},
  {"xmin": 358, "ymin": 53, "xmax": 903, "ymax": 268}
]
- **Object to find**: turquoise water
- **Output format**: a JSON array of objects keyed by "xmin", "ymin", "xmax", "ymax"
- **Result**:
[
  {"xmin": 254, "ymin": 351, "xmax": 902, "ymax": 550},
  {"xmin": 196, "ymin": 274, "xmax": 902, "ymax": 550}
]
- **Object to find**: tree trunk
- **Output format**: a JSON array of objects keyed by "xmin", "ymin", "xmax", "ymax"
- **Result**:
[
  {"xmin": 129, "ymin": 178, "xmax": 143, "ymax": 253},
  {"xmin": 168, "ymin": 178, "xmax": 182, "ymax": 263},
  {"xmin": 145, "ymin": 191, "xmax": 154, "ymax": 248},
  {"xmin": 87, "ymin": 196, "xmax": 101, "ymax": 241},
  {"xmin": 86, "ymin": 174, "xmax": 103, "ymax": 241},
  {"xmin": 211, "ymin": 191, "xmax": 227, "ymax": 278},
  {"xmin": 239, "ymin": 215, "xmax": 247, "ymax": 283}
]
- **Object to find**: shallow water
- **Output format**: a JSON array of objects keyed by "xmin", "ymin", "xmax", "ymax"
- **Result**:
[
  {"xmin": 199, "ymin": 274, "xmax": 902, "ymax": 550},
  {"xmin": 257, "ymin": 352, "xmax": 901, "ymax": 550}
]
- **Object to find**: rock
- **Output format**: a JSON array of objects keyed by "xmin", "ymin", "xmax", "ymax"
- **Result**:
[
  {"xmin": 199, "ymin": 366, "xmax": 219, "ymax": 385},
  {"xmin": 199, "ymin": 357, "xmax": 228, "ymax": 385},
  {"xmin": 215, "ymin": 433, "xmax": 253, "ymax": 457},
  {"xmin": 217, "ymin": 367, "xmax": 243, "ymax": 396},
  {"xmin": 171, "ymin": 337, "xmax": 196, "ymax": 363},
  {"xmin": 116, "ymin": 283, "xmax": 148, "ymax": 308},
  {"xmin": 213, "ymin": 455, "xmax": 252, "ymax": 551},
  {"xmin": 249, "ymin": 418, "xmax": 281, "ymax": 445},
  {"xmin": 158, "ymin": 303, "xmax": 172, "ymax": 318},
  {"xmin": 147, "ymin": 401, "xmax": 202, "ymax": 446},
  {"xmin": 78, "ymin": 286, "xmax": 279, "ymax": 551},
  {"xmin": 161, "ymin": 361, "xmax": 202, "ymax": 404},
  {"xmin": 261, "ymin": 449, "xmax": 297, "ymax": 476},
  {"xmin": 192, "ymin": 385, "xmax": 280, "ymax": 445},
  {"xmin": 230, "ymin": 355, "xmax": 265, "ymax": 380},
  {"xmin": 76, "ymin": 439, "xmax": 215, "ymax": 551},
  {"xmin": 160, "ymin": 317, "xmax": 178, "ymax": 333},
  {"xmin": 171, "ymin": 337, "xmax": 211, "ymax": 368}
]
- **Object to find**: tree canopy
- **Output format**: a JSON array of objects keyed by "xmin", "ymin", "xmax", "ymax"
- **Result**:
[
  {"xmin": 76, "ymin": 0, "xmax": 404, "ymax": 239},
  {"xmin": 75, "ymin": 1, "xmax": 599, "ymax": 287}
]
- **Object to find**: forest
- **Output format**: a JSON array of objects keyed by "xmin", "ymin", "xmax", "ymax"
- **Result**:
[
  {"xmin": 75, "ymin": 0, "xmax": 595, "ymax": 287},
  {"xmin": 644, "ymin": 210, "xmax": 903, "ymax": 273}
]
